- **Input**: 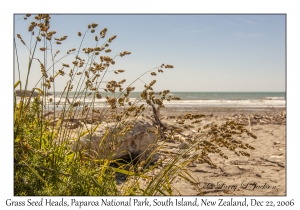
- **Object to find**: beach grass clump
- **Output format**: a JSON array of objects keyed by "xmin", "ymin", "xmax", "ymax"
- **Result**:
[{"xmin": 14, "ymin": 14, "xmax": 256, "ymax": 196}]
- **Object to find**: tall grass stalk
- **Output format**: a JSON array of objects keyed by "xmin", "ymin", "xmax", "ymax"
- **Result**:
[{"xmin": 14, "ymin": 14, "xmax": 256, "ymax": 196}]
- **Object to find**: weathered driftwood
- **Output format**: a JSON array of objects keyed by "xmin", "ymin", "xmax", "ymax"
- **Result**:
[
  {"xmin": 227, "ymin": 113, "xmax": 286, "ymax": 126},
  {"xmin": 260, "ymin": 157, "xmax": 285, "ymax": 168},
  {"xmin": 73, "ymin": 116, "xmax": 160, "ymax": 163}
]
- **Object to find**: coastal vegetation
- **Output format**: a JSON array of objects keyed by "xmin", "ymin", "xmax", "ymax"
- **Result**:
[{"xmin": 14, "ymin": 14, "xmax": 256, "ymax": 196}]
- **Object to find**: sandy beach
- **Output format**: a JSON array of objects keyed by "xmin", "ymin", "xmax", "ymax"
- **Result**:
[
  {"xmin": 49, "ymin": 106, "xmax": 286, "ymax": 196},
  {"xmin": 151, "ymin": 106, "xmax": 286, "ymax": 196}
]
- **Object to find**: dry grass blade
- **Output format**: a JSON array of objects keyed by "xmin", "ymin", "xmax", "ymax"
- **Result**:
[{"xmin": 14, "ymin": 14, "xmax": 258, "ymax": 196}]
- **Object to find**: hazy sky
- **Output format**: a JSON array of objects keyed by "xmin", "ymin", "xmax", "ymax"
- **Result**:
[{"xmin": 14, "ymin": 14, "xmax": 285, "ymax": 92}]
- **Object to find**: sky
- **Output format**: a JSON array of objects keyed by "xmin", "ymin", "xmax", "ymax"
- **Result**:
[{"xmin": 14, "ymin": 14, "xmax": 285, "ymax": 92}]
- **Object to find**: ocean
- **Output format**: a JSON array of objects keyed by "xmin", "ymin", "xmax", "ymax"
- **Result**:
[{"xmin": 18, "ymin": 92, "xmax": 285, "ymax": 109}]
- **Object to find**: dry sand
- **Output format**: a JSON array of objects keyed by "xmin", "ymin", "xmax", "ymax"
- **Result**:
[
  {"xmin": 152, "ymin": 106, "xmax": 286, "ymax": 196},
  {"xmin": 50, "ymin": 106, "xmax": 286, "ymax": 196}
]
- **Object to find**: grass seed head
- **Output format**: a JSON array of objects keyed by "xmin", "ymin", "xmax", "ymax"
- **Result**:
[
  {"xmin": 28, "ymin": 23, "xmax": 35, "ymax": 32},
  {"xmin": 118, "ymin": 79, "xmax": 126, "ymax": 84},
  {"xmin": 100, "ymin": 28, "xmax": 108, "ymax": 38},
  {"xmin": 91, "ymin": 23, "xmax": 98, "ymax": 28},
  {"xmin": 119, "ymin": 51, "xmax": 131, "ymax": 57},
  {"xmin": 58, "ymin": 69, "xmax": 65, "ymax": 76},
  {"xmin": 165, "ymin": 64, "xmax": 174, "ymax": 68},
  {"xmin": 108, "ymin": 35, "xmax": 117, "ymax": 43},
  {"xmin": 85, "ymin": 71, "xmax": 89, "ymax": 78},
  {"xmin": 54, "ymin": 36, "xmax": 68, "ymax": 41},
  {"xmin": 96, "ymin": 92, "xmax": 102, "ymax": 99}
]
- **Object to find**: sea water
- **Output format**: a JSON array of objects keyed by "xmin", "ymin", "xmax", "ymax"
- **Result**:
[{"xmin": 16, "ymin": 92, "xmax": 286, "ymax": 109}]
